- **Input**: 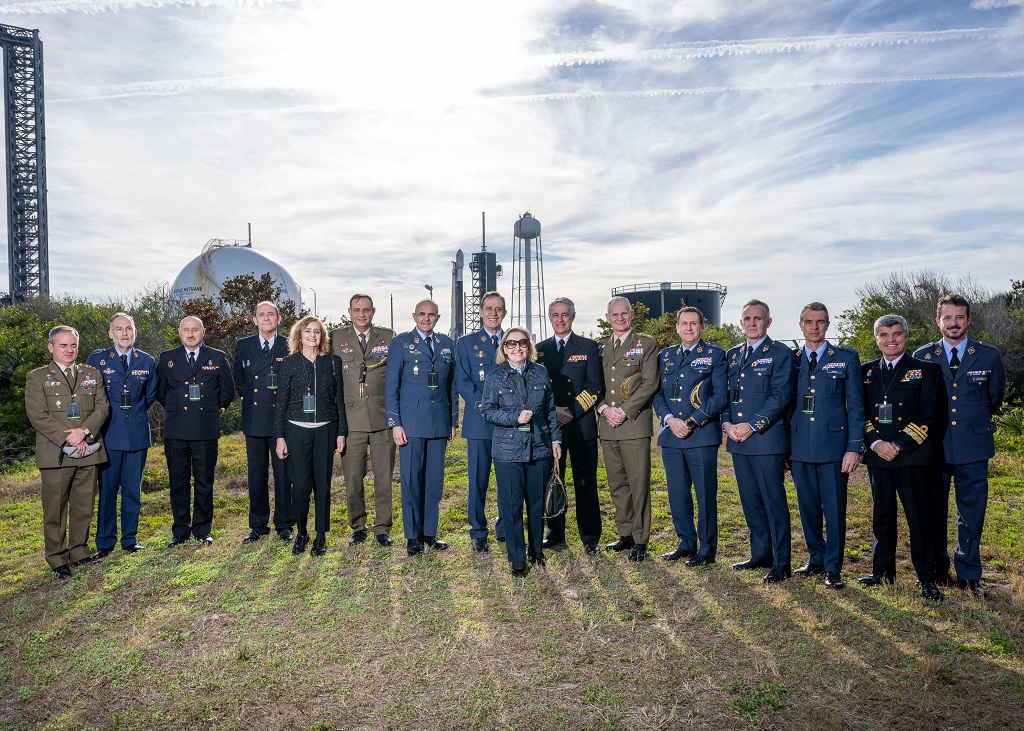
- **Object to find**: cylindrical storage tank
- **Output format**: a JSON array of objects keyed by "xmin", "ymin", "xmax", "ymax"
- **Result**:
[
  {"xmin": 612, "ymin": 282, "xmax": 727, "ymax": 326},
  {"xmin": 171, "ymin": 242, "xmax": 302, "ymax": 315},
  {"xmin": 514, "ymin": 212, "xmax": 541, "ymax": 239}
]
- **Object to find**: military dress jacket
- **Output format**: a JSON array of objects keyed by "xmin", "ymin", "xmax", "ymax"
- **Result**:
[
  {"xmin": 455, "ymin": 329, "xmax": 502, "ymax": 440},
  {"xmin": 535, "ymin": 332, "xmax": 603, "ymax": 443},
  {"xmin": 862, "ymin": 356, "xmax": 942, "ymax": 469},
  {"xmin": 596, "ymin": 330, "xmax": 659, "ymax": 441},
  {"xmin": 722, "ymin": 337, "xmax": 795, "ymax": 456},
  {"xmin": 25, "ymin": 362, "xmax": 110, "ymax": 468},
  {"xmin": 233, "ymin": 333, "xmax": 289, "ymax": 437},
  {"xmin": 330, "ymin": 324, "xmax": 394, "ymax": 433},
  {"xmin": 385, "ymin": 331, "xmax": 458, "ymax": 439},
  {"xmin": 788, "ymin": 342, "xmax": 865, "ymax": 464},
  {"xmin": 912, "ymin": 338, "xmax": 1006, "ymax": 464},
  {"xmin": 653, "ymin": 339, "xmax": 728, "ymax": 450},
  {"xmin": 85, "ymin": 347, "xmax": 158, "ymax": 452},
  {"xmin": 157, "ymin": 345, "xmax": 235, "ymax": 441}
]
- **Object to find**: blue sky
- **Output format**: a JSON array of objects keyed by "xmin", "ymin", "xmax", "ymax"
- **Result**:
[{"xmin": 1, "ymin": 0, "xmax": 1022, "ymax": 341}]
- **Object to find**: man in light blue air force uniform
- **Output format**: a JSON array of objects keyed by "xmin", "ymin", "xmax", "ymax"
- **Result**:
[
  {"xmin": 722, "ymin": 299, "xmax": 796, "ymax": 584},
  {"xmin": 385, "ymin": 298, "xmax": 459, "ymax": 557},
  {"xmin": 788, "ymin": 302, "xmax": 864, "ymax": 590},
  {"xmin": 86, "ymin": 312, "xmax": 158, "ymax": 557},
  {"xmin": 913, "ymin": 294, "xmax": 1006, "ymax": 597},
  {"xmin": 653, "ymin": 306, "xmax": 727, "ymax": 567},
  {"xmin": 454, "ymin": 290, "xmax": 507, "ymax": 552}
]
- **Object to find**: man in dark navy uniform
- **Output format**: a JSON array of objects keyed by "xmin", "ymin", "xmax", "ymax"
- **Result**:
[
  {"xmin": 913, "ymin": 294, "xmax": 1006, "ymax": 596},
  {"xmin": 86, "ymin": 313, "xmax": 158, "ymax": 557},
  {"xmin": 722, "ymin": 299, "xmax": 796, "ymax": 583},
  {"xmin": 454, "ymin": 291, "xmax": 507, "ymax": 552},
  {"xmin": 385, "ymin": 299, "xmax": 458, "ymax": 556},
  {"xmin": 788, "ymin": 302, "xmax": 864, "ymax": 589},
  {"xmin": 536, "ymin": 297, "xmax": 604, "ymax": 554},
  {"xmin": 157, "ymin": 316, "xmax": 234, "ymax": 547},
  {"xmin": 860, "ymin": 314, "xmax": 944, "ymax": 601},
  {"xmin": 653, "ymin": 306, "xmax": 727, "ymax": 567},
  {"xmin": 234, "ymin": 301, "xmax": 293, "ymax": 544}
]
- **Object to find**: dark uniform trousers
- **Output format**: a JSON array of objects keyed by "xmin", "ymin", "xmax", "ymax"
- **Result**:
[
  {"xmin": 400, "ymin": 437, "xmax": 447, "ymax": 540},
  {"xmin": 286, "ymin": 422, "xmax": 338, "ymax": 535},
  {"xmin": 166, "ymin": 439, "xmax": 219, "ymax": 540},
  {"xmin": 868, "ymin": 464, "xmax": 936, "ymax": 582},
  {"xmin": 495, "ymin": 460, "xmax": 549, "ymax": 563},
  {"xmin": 341, "ymin": 429, "xmax": 395, "ymax": 535},
  {"xmin": 663, "ymin": 445, "xmax": 719, "ymax": 557},
  {"xmin": 552, "ymin": 441, "xmax": 602, "ymax": 545},
  {"xmin": 245, "ymin": 435, "xmax": 292, "ymax": 534}
]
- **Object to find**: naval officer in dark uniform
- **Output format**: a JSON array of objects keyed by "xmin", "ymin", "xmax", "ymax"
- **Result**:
[
  {"xmin": 86, "ymin": 312, "xmax": 158, "ymax": 557},
  {"xmin": 535, "ymin": 297, "xmax": 604, "ymax": 554},
  {"xmin": 722, "ymin": 299, "xmax": 796, "ymax": 583},
  {"xmin": 860, "ymin": 314, "xmax": 944, "ymax": 601},
  {"xmin": 913, "ymin": 294, "xmax": 1006, "ymax": 596},
  {"xmin": 385, "ymin": 299, "xmax": 458, "ymax": 556},
  {"xmin": 787, "ymin": 302, "xmax": 864, "ymax": 589},
  {"xmin": 157, "ymin": 316, "xmax": 234, "ymax": 547},
  {"xmin": 234, "ymin": 301, "xmax": 293, "ymax": 544},
  {"xmin": 653, "ymin": 306, "xmax": 727, "ymax": 567},
  {"xmin": 454, "ymin": 290, "xmax": 507, "ymax": 552}
]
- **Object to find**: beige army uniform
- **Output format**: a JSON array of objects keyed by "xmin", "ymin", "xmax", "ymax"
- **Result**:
[
  {"xmin": 596, "ymin": 331, "xmax": 659, "ymax": 545},
  {"xmin": 25, "ymin": 361, "xmax": 110, "ymax": 569},
  {"xmin": 330, "ymin": 324, "xmax": 396, "ymax": 536}
]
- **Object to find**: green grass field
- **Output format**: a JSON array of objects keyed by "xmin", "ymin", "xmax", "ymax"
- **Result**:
[{"xmin": 0, "ymin": 434, "xmax": 1022, "ymax": 730}]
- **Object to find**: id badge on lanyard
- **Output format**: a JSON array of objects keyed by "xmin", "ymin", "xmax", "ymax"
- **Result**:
[
  {"xmin": 802, "ymin": 394, "xmax": 814, "ymax": 414},
  {"xmin": 188, "ymin": 382, "xmax": 201, "ymax": 401},
  {"xmin": 303, "ymin": 392, "xmax": 316, "ymax": 413},
  {"xmin": 428, "ymin": 370, "xmax": 439, "ymax": 390},
  {"xmin": 878, "ymin": 400, "xmax": 893, "ymax": 424},
  {"xmin": 267, "ymin": 370, "xmax": 278, "ymax": 390},
  {"xmin": 66, "ymin": 401, "xmax": 81, "ymax": 420},
  {"xmin": 121, "ymin": 386, "xmax": 132, "ymax": 410}
]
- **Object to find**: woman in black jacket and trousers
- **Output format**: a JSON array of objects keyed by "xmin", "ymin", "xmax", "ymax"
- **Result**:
[
  {"xmin": 274, "ymin": 315, "xmax": 348, "ymax": 556},
  {"xmin": 481, "ymin": 326, "xmax": 562, "ymax": 577}
]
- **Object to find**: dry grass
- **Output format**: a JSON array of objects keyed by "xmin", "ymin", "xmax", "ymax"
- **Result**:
[{"xmin": 0, "ymin": 434, "xmax": 1022, "ymax": 731}]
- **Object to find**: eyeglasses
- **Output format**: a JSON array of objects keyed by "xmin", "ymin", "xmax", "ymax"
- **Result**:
[{"xmin": 504, "ymin": 339, "xmax": 530, "ymax": 350}]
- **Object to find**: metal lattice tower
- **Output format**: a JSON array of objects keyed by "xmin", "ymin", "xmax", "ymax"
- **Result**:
[{"xmin": 2, "ymin": 24, "xmax": 48, "ymax": 303}]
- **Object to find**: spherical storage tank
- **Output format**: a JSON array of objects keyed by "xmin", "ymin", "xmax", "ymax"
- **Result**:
[{"xmin": 170, "ymin": 239, "xmax": 301, "ymax": 315}]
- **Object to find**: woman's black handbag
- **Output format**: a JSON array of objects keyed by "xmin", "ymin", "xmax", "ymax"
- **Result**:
[{"xmin": 543, "ymin": 465, "xmax": 568, "ymax": 519}]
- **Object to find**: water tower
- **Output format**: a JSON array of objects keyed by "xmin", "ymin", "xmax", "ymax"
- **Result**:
[{"xmin": 510, "ymin": 212, "xmax": 546, "ymax": 341}]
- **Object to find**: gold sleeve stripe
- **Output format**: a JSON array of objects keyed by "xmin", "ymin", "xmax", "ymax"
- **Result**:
[
  {"xmin": 576, "ymin": 390, "xmax": 598, "ymax": 411},
  {"xmin": 902, "ymin": 423, "xmax": 929, "ymax": 445}
]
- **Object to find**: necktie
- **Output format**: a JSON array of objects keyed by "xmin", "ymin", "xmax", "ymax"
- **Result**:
[
  {"xmin": 887, "ymin": 361, "xmax": 894, "ymax": 372},
  {"xmin": 120, "ymin": 353, "xmax": 128, "ymax": 371},
  {"xmin": 188, "ymin": 351, "xmax": 196, "ymax": 369},
  {"xmin": 424, "ymin": 336, "xmax": 434, "ymax": 356},
  {"xmin": 64, "ymin": 367, "xmax": 74, "ymax": 385},
  {"xmin": 359, "ymin": 333, "xmax": 367, "ymax": 354},
  {"xmin": 263, "ymin": 340, "xmax": 270, "ymax": 358},
  {"xmin": 683, "ymin": 349, "xmax": 690, "ymax": 358},
  {"xmin": 745, "ymin": 345, "xmax": 754, "ymax": 364},
  {"xmin": 949, "ymin": 347, "xmax": 960, "ymax": 373},
  {"xmin": 492, "ymin": 335, "xmax": 499, "ymax": 350},
  {"xmin": 557, "ymin": 339, "xmax": 564, "ymax": 353},
  {"xmin": 808, "ymin": 351, "xmax": 818, "ymax": 375}
]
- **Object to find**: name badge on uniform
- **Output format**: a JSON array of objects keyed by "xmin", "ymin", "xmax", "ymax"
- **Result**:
[
  {"xmin": 428, "ymin": 371, "xmax": 439, "ymax": 390},
  {"xmin": 120, "ymin": 388, "xmax": 132, "ymax": 410},
  {"xmin": 878, "ymin": 400, "xmax": 893, "ymax": 424},
  {"xmin": 189, "ymin": 382, "xmax": 201, "ymax": 401},
  {"xmin": 802, "ymin": 394, "xmax": 814, "ymax": 414},
  {"xmin": 267, "ymin": 371, "xmax": 278, "ymax": 390},
  {"xmin": 66, "ymin": 401, "xmax": 81, "ymax": 420},
  {"xmin": 303, "ymin": 393, "xmax": 316, "ymax": 413}
]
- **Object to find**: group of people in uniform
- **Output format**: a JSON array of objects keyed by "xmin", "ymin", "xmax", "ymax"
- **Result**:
[{"xmin": 25, "ymin": 290, "xmax": 1005, "ymax": 596}]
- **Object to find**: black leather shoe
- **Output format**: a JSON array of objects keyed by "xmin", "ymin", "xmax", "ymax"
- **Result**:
[
  {"xmin": 661, "ymin": 547, "xmax": 696, "ymax": 562},
  {"xmin": 167, "ymin": 536, "xmax": 188, "ymax": 548},
  {"xmin": 857, "ymin": 574, "xmax": 894, "ymax": 586},
  {"xmin": 472, "ymin": 537, "xmax": 489, "ymax": 553},
  {"xmin": 278, "ymin": 529, "xmax": 294, "ymax": 542},
  {"xmin": 92, "ymin": 548, "xmax": 113, "ymax": 560},
  {"xmin": 407, "ymin": 539, "xmax": 424, "ymax": 556},
  {"xmin": 921, "ymin": 582, "xmax": 944, "ymax": 602},
  {"xmin": 685, "ymin": 554, "xmax": 715, "ymax": 568},
  {"xmin": 310, "ymin": 537, "xmax": 326, "ymax": 557},
  {"xmin": 605, "ymin": 537, "xmax": 635, "ymax": 552},
  {"xmin": 375, "ymin": 534, "xmax": 393, "ymax": 547},
  {"xmin": 242, "ymin": 531, "xmax": 262, "ymax": 544},
  {"xmin": 824, "ymin": 572, "xmax": 844, "ymax": 589},
  {"xmin": 496, "ymin": 536, "xmax": 506, "ymax": 543},
  {"xmin": 349, "ymin": 530, "xmax": 367, "ymax": 545},
  {"xmin": 122, "ymin": 543, "xmax": 145, "ymax": 553},
  {"xmin": 762, "ymin": 565, "xmax": 791, "ymax": 583},
  {"xmin": 511, "ymin": 562, "xmax": 527, "ymax": 578},
  {"xmin": 529, "ymin": 551, "xmax": 546, "ymax": 567},
  {"xmin": 794, "ymin": 562, "xmax": 825, "ymax": 577},
  {"xmin": 934, "ymin": 572, "xmax": 957, "ymax": 588},
  {"xmin": 423, "ymin": 536, "xmax": 448, "ymax": 551},
  {"xmin": 732, "ymin": 555, "xmax": 773, "ymax": 571},
  {"xmin": 628, "ymin": 544, "xmax": 647, "ymax": 562},
  {"xmin": 53, "ymin": 565, "xmax": 71, "ymax": 580},
  {"xmin": 584, "ymin": 543, "xmax": 599, "ymax": 555},
  {"xmin": 73, "ymin": 555, "xmax": 96, "ymax": 566},
  {"xmin": 542, "ymin": 536, "xmax": 565, "ymax": 549},
  {"xmin": 198, "ymin": 535, "xmax": 214, "ymax": 547},
  {"xmin": 292, "ymin": 534, "xmax": 308, "ymax": 555},
  {"xmin": 958, "ymin": 579, "xmax": 984, "ymax": 597}
]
